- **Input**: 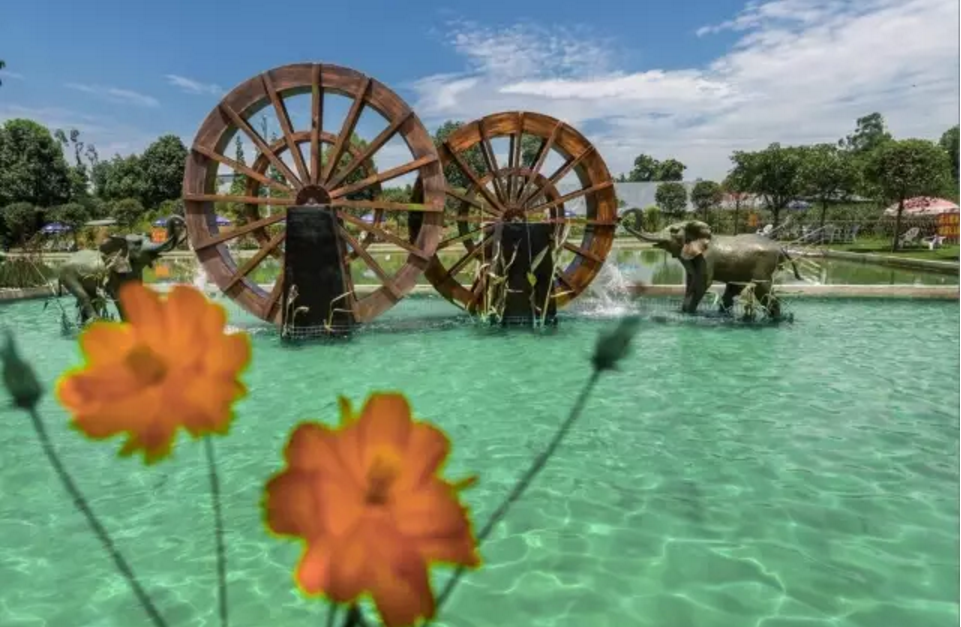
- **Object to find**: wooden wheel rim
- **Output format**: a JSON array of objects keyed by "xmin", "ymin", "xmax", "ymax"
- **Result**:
[
  {"xmin": 417, "ymin": 111, "xmax": 617, "ymax": 312},
  {"xmin": 182, "ymin": 62, "xmax": 445, "ymax": 324}
]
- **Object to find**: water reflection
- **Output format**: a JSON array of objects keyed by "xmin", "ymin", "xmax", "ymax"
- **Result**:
[{"xmin": 45, "ymin": 248, "xmax": 958, "ymax": 287}]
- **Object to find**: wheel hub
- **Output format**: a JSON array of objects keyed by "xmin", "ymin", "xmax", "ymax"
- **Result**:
[{"xmin": 295, "ymin": 185, "xmax": 332, "ymax": 206}]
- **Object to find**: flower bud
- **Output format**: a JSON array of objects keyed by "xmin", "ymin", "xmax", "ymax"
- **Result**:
[
  {"xmin": 1, "ymin": 329, "xmax": 42, "ymax": 410},
  {"xmin": 592, "ymin": 315, "xmax": 641, "ymax": 372}
]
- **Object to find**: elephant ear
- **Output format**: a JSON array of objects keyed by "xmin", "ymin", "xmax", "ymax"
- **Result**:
[
  {"xmin": 99, "ymin": 236, "xmax": 132, "ymax": 273},
  {"xmin": 681, "ymin": 222, "xmax": 712, "ymax": 260}
]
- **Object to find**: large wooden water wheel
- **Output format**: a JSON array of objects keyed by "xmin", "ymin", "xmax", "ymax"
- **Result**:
[
  {"xmin": 182, "ymin": 63, "xmax": 445, "ymax": 324},
  {"xmin": 413, "ymin": 112, "xmax": 618, "ymax": 313}
]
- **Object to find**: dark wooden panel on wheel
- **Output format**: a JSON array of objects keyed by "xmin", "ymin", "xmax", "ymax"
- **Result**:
[
  {"xmin": 282, "ymin": 206, "xmax": 354, "ymax": 338},
  {"xmin": 497, "ymin": 223, "xmax": 557, "ymax": 326}
]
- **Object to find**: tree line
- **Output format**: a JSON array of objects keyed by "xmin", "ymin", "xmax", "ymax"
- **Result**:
[{"xmin": 619, "ymin": 113, "xmax": 959, "ymax": 250}]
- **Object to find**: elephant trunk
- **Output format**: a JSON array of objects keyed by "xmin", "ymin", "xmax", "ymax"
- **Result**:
[
  {"xmin": 619, "ymin": 208, "xmax": 667, "ymax": 243},
  {"xmin": 143, "ymin": 215, "xmax": 187, "ymax": 255}
]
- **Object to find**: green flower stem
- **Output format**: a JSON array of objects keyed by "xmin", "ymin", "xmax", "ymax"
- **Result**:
[
  {"xmin": 204, "ymin": 437, "xmax": 229, "ymax": 627},
  {"xmin": 341, "ymin": 604, "xmax": 368, "ymax": 627},
  {"xmin": 426, "ymin": 369, "xmax": 603, "ymax": 623},
  {"xmin": 326, "ymin": 602, "xmax": 340, "ymax": 627},
  {"xmin": 27, "ymin": 407, "xmax": 168, "ymax": 627}
]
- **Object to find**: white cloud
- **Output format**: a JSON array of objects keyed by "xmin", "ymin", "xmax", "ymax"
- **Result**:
[
  {"xmin": 0, "ymin": 69, "xmax": 24, "ymax": 81},
  {"xmin": 410, "ymin": 0, "xmax": 960, "ymax": 180},
  {"xmin": 65, "ymin": 82, "xmax": 160, "ymax": 108},
  {"xmin": 165, "ymin": 74, "xmax": 223, "ymax": 95}
]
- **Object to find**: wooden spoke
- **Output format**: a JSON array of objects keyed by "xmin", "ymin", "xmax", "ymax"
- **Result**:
[
  {"xmin": 517, "ymin": 120, "xmax": 562, "ymax": 205},
  {"xmin": 443, "ymin": 142, "xmax": 505, "ymax": 213},
  {"xmin": 330, "ymin": 155, "xmax": 437, "ymax": 200},
  {"xmin": 191, "ymin": 144, "xmax": 291, "ymax": 194},
  {"xmin": 563, "ymin": 241, "xmax": 602, "ymax": 264},
  {"xmin": 338, "ymin": 211, "xmax": 431, "ymax": 261},
  {"xmin": 477, "ymin": 119, "xmax": 506, "ymax": 204},
  {"xmin": 327, "ymin": 110, "xmax": 413, "ymax": 190},
  {"xmin": 445, "ymin": 186, "xmax": 494, "ymax": 214},
  {"xmin": 219, "ymin": 102, "xmax": 303, "ymax": 189},
  {"xmin": 225, "ymin": 230, "xmax": 286, "ymax": 290},
  {"xmin": 185, "ymin": 193, "xmax": 295, "ymax": 207},
  {"xmin": 507, "ymin": 113, "xmax": 525, "ymax": 202},
  {"xmin": 525, "ymin": 180, "xmax": 614, "ymax": 215},
  {"xmin": 438, "ymin": 223, "xmax": 495, "ymax": 250},
  {"xmin": 310, "ymin": 64, "xmax": 322, "ymax": 184},
  {"xmin": 322, "ymin": 77, "xmax": 371, "ymax": 183},
  {"xmin": 523, "ymin": 145, "xmax": 596, "ymax": 208},
  {"xmin": 193, "ymin": 212, "xmax": 286, "ymax": 250},
  {"xmin": 262, "ymin": 72, "xmax": 310, "ymax": 182},
  {"xmin": 337, "ymin": 225, "xmax": 401, "ymax": 299},
  {"xmin": 263, "ymin": 274, "xmax": 285, "ymax": 320},
  {"xmin": 556, "ymin": 270, "xmax": 576, "ymax": 289},
  {"xmin": 335, "ymin": 199, "xmax": 441, "ymax": 212},
  {"xmin": 445, "ymin": 233, "xmax": 494, "ymax": 281}
]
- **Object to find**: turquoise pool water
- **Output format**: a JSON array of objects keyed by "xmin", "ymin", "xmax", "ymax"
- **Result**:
[{"xmin": 0, "ymin": 295, "xmax": 958, "ymax": 627}]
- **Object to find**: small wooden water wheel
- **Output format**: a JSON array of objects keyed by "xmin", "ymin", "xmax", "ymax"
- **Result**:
[
  {"xmin": 412, "ymin": 111, "xmax": 618, "ymax": 313},
  {"xmin": 182, "ymin": 63, "xmax": 445, "ymax": 324}
]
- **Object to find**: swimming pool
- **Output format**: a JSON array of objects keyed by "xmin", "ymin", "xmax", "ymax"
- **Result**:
[{"xmin": 0, "ymin": 295, "xmax": 958, "ymax": 627}]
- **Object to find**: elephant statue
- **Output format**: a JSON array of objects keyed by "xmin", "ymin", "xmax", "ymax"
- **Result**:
[
  {"xmin": 57, "ymin": 216, "xmax": 186, "ymax": 325},
  {"xmin": 620, "ymin": 213, "xmax": 802, "ymax": 318}
]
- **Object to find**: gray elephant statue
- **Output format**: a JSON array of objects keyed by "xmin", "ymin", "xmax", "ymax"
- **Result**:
[
  {"xmin": 57, "ymin": 216, "xmax": 186, "ymax": 325},
  {"xmin": 620, "ymin": 213, "xmax": 801, "ymax": 318}
]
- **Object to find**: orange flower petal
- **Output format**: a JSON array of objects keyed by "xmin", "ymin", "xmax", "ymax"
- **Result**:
[
  {"xmin": 326, "ymin": 523, "xmax": 376, "ymax": 604},
  {"xmin": 206, "ymin": 333, "xmax": 251, "ymax": 376},
  {"xmin": 394, "ymin": 421, "xmax": 452, "ymax": 495},
  {"xmin": 117, "ymin": 411, "xmax": 177, "ymax": 464},
  {"xmin": 78, "ymin": 322, "xmax": 136, "ymax": 366},
  {"xmin": 315, "ymin": 475, "xmax": 365, "ymax": 537},
  {"xmin": 415, "ymin": 533, "xmax": 481, "ymax": 568},
  {"xmin": 357, "ymin": 393, "xmax": 414, "ymax": 466},
  {"xmin": 263, "ymin": 471, "xmax": 323, "ymax": 538},
  {"xmin": 295, "ymin": 540, "xmax": 333, "ymax": 595},
  {"xmin": 161, "ymin": 286, "xmax": 217, "ymax": 362},
  {"xmin": 284, "ymin": 422, "xmax": 360, "ymax": 486},
  {"xmin": 391, "ymin": 479, "xmax": 476, "ymax": 541},
  {"xmin": 119, "ymin": 283, "xmax": 167, "ymax": 347},
  {"xmin": 57, "ymin": 364, "xmax": 140, "ymax": 412},
  {"xmin": 368, "ymin": 539, "xmax": 436, "ymax": 627}
]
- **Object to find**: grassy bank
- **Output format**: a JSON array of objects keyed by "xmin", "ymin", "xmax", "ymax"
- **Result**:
[{"xmin": 825, "ymin": 238, "xmax": 960, "ymax": 261}]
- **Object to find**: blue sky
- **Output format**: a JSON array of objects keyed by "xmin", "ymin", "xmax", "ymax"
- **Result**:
[{"xmin": 1, "ymin": 0, "xmax": 958, "ymax": 180}]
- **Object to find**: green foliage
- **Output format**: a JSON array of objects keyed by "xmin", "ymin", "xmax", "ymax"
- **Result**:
[
  {"xmin": 0, "ymin": 257, "xmax": 55, "ymax": 288},
  {"xmin": 433, "ymin": 120, "xmax": 486, "ymax": 191},
  {"xmin": 654, "ymin": 182, "xmax": 688, "ymax": 216},
  {"xmin": 864, "ymin": 139, "xmax": 951, "ymax": 203},
  {"xmin": 158, "ymin": 198, "xmax": 185, "ymax": 218},
  {"xmin": 140, "ymin": 135, "xmax": 188, "ymax": 208},
  {"xmin": 729, "ymin": 143, "xmax": 805, "ymax": 226},
  {"xmin": 229, "ymin": 137, "xmax": 247, "ymax": 197},
  {"xmin": 840, "ymin": 112, "xmax": 893, "ymax": 154},
  {"xmin": 623, "ymin": 154, "xmax": 687, "ymax": 182},
  {"xmin": 0, "ymin": 119, "xmax": 72, "ymax": 208},
  {"xmin": 111, "ymin": 198, "xmax": 147, "ymax": 228},
  {"xmin": 690, "ymin": 180, "xmax": 723, "ymax": 217},
  {"xmin": 641, "ymin": 205, "xmax": 661, "ymax": 231},
  {"xmin": 50, "ymin": 202, "xmax": 90, "ymax": 231},
  {"xmin": 1, "ymin": 202, "xmax": 43, "ymax": 247},
  {"xmin": 939, "ymin": 125, "xmax": 959, "ymax": 186},
  {"xmin": 0, "ymin": 59, "xmax": 5, "ymax": 86},
  {"xmin": 100, "ymin": 155, "xmax": 148, "ymax": 204},
  {"xmin": 798, "ymin": 144, "xmax": 860, "ymax": 227}
]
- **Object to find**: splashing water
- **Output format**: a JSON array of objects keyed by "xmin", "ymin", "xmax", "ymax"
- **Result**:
[{"xmin": 579, "ymin": 263, "xmax": 636, "ymax": 318}]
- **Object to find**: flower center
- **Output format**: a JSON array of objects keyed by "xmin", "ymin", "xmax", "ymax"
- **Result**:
[
  {"xmin": 365, "ymin": 454, "xmax": 401, "ymax": 506},
  {"xmin": 124, "ymin": 344, "xmax": 168, "ymax": 387}
]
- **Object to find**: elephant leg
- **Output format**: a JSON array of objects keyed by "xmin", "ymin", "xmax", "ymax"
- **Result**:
[
  {"xmin": 60, "ymin": 275, "xmax": 98, "ymax": 325},
  {"xmin": 720, "ymin": 284, "xmax": 743, "ymax": 314},
  {"xmin": 682, "ymin": 258, "xmax": 709, "ymax": 314},
  {"xmin": 754, "ymin": 282, "xmax": 782, "ymax": 319}
]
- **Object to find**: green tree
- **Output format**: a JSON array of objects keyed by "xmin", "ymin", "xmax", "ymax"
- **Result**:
[
  {"xmin": 939, "ymin": 125, "xmax": 959, "ymax": 187},
  {"xmin": 655, "ymin": 181, "xmax": 688, "ymax": 217},
  {"xmin": 141, "ymin": 134, "xmax": 188, "ymax": 208},
  {"xmin": 656, "ymin": 158, "xmax": 686, "ymax": 182},
  {"xmin": 690, "ymin": 180, "xmax": 723, "ymax": 220},
  {"xmin": 229, "ymin": 136, "xmax": 247, "ymax": 196},
  {"xmin": 840, "ymin": 112, "xmax": 893, "ymax": 154},
  {"xmin": 101, "ymin": 154, "xmax": 148, "ymax": 203},
  {"xmin": 722, "ymin": 171, "xmax": 751, "ymax": 235},
  {"xmin": 864, "ymin": 139, "xmax": 951, "ymax": 251},
  {"xmin": 729, "ymin": 143, "xmax": 804, "ymax": 227},
  {"xmin": 433, "ymin": 120, "xmax": 486, "ymax": 191},
  {"xmin": 111, "ymin": 197, "xmax": 147, "ymax": 228},
  {"xmin": 0, "ymin": 60, "xmax": 5, "ymax": 87},
  {"xmin": 1, "ymin": 202, "xmax": 43, "ymax": 247},
  {"xmin": 798, "ymin": 144, "xmax": 860, "ymax": 230},
  {"xmin": 0, "ymin": 119, "xmax": 72, "ymax": 207}
]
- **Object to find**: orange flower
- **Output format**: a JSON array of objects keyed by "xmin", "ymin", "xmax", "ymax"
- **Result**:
[
  {"xmin": 263, "ymin": 393, "xmax": 481, "ymax": 627},
  {"xmin": 57, "ymin": 282, "xmax": 251, "ymax": 464}
]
